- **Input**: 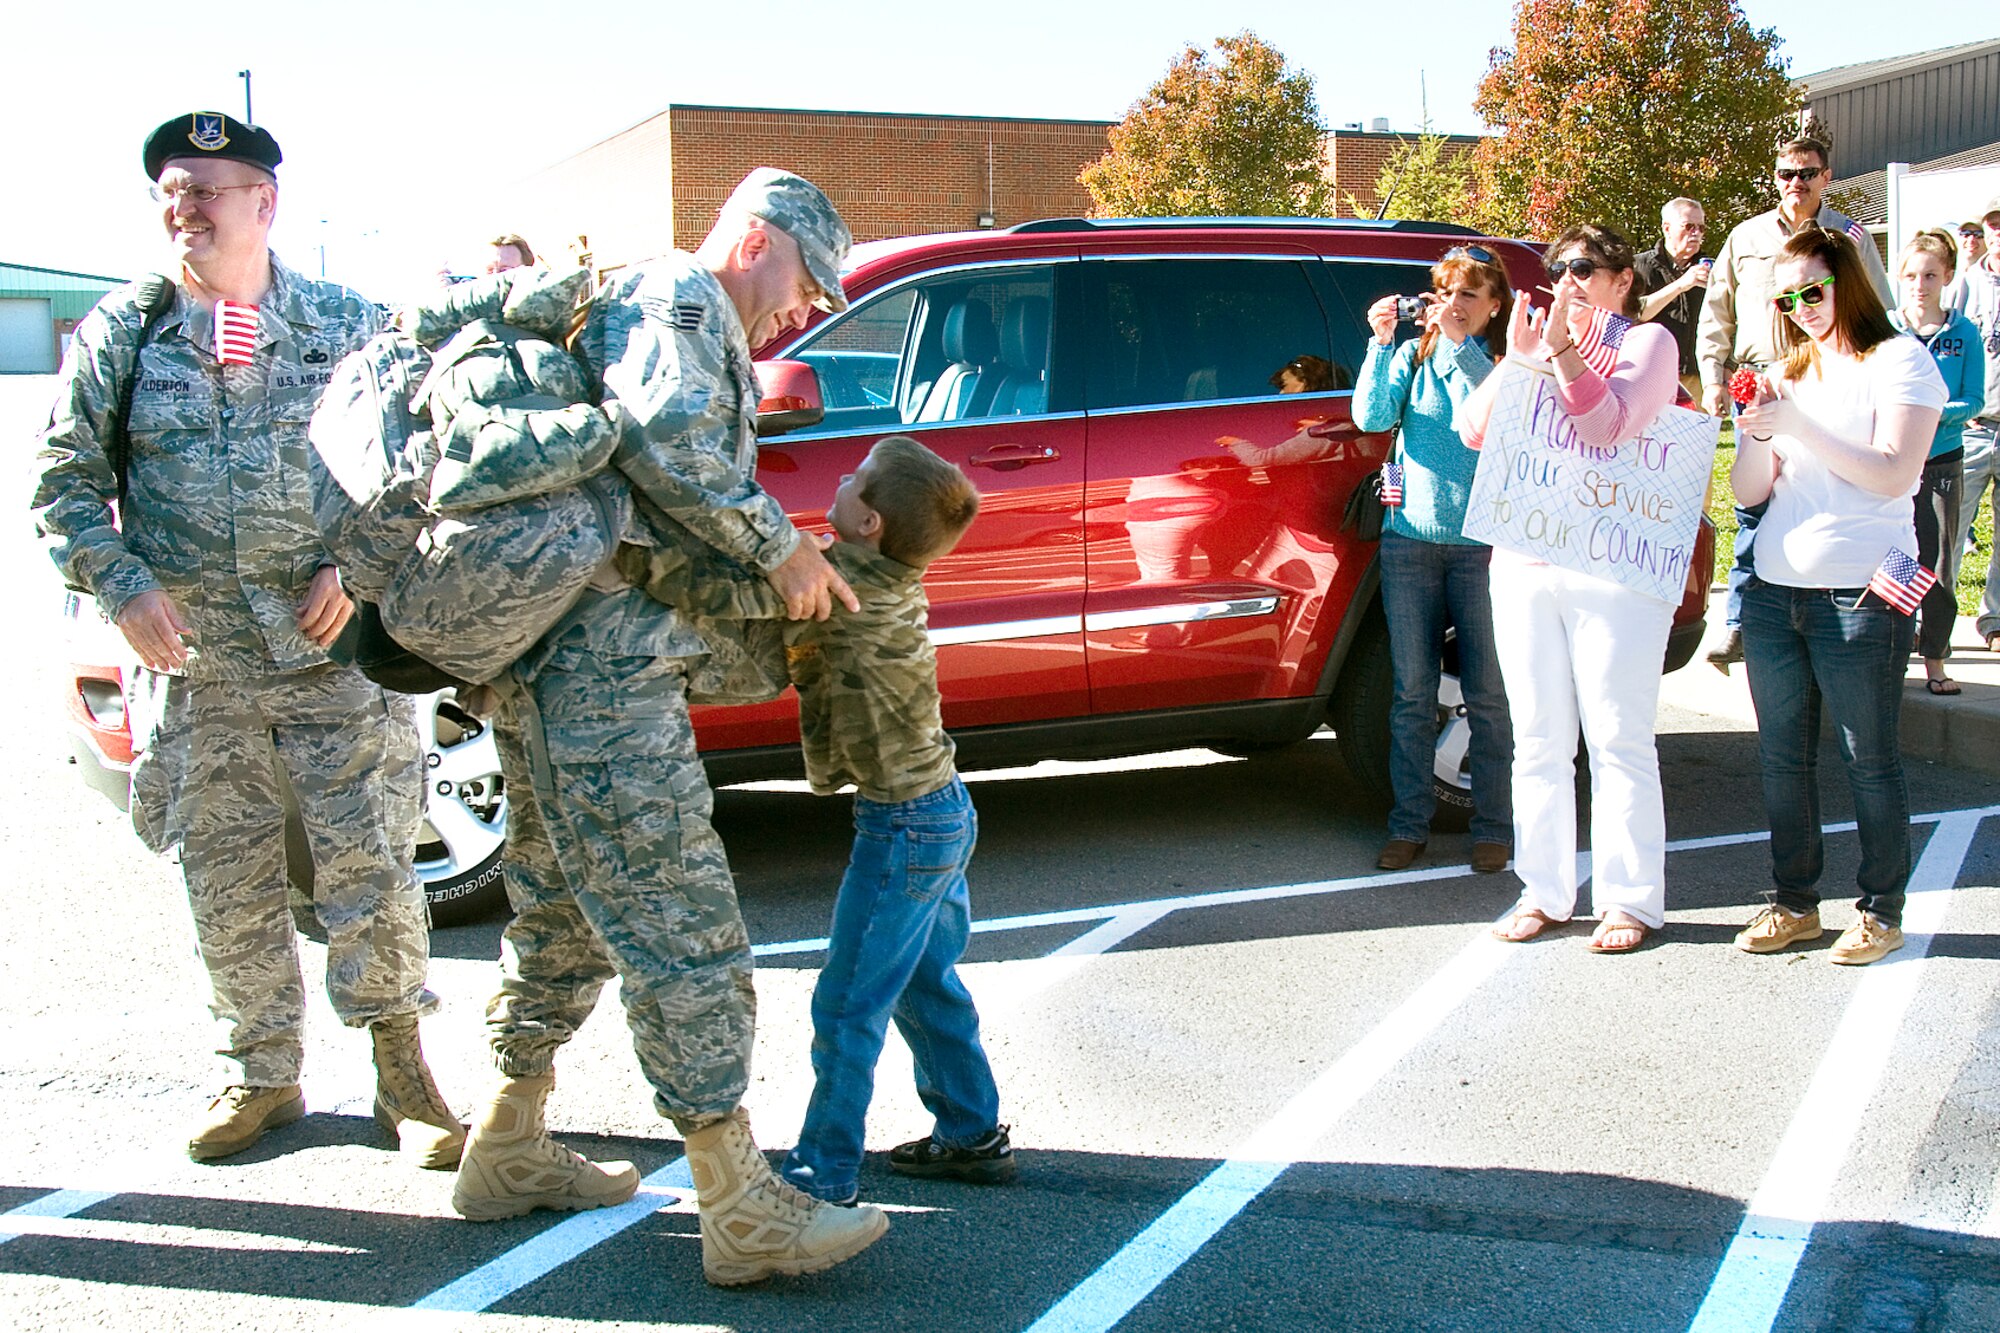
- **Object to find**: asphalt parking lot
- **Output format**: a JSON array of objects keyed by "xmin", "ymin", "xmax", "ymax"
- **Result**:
[{"xmin": 6, "ymin": 374, "xmax": 2000, "ymax": 1332}]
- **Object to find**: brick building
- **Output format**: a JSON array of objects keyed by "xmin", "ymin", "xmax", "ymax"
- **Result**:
[
  {"xmin": 495, "ymin": 106, "xmax": 1490, "ymax": 272},
  {"xmin": 500, "ymin": 105, "xmax": 1116, "ymax": 271}
]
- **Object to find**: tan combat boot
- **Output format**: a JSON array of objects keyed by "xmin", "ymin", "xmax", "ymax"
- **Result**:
[
  {"xmin": 682, "ymin": 1108, "xmax": 889, "ymax": 1286},
  {"xmin": 451, "ymin": 1072, "xmax": 640, "ymax": 1221},
  {"xmin": 187, "ymin": 1084, "xmax": 305, "ymax": 1161},
  {"xmin": 370, "ymin": 1014, "xmax": 467, "ymax": 1170}
]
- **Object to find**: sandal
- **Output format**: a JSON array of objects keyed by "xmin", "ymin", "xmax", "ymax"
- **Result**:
[
  {"xmin": 1587, "ymin": 914, "xmax": 1650, "ymax": 954},
  {"xmin": 1492, "ymin": 905, "xmax": 1565, "ymax": 943},
  {"xmin": 1926, "ymin": 676, "xmax": 1961, "ymax": 696},
  {"xmin": 1986, "ymin": 632, "xmax": 2000, "ymax": 653}
]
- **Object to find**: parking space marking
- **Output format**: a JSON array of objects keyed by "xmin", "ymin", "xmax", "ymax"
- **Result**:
[
  {"xmin": 1022, "ymin": 917, "xmax": 1520, "ymax": 1333},
  {"xmin": 1687, "ymin": 809, "xmax": 1985, "ymax": 1333},
  {"xmin": 0, "ymin": 1189, "xmax": 117, "ymax": 1247},
  {"xmin": 411, "ymin": 1158, "xmax": 696, "ymax": 1312},
  {"xmin": 405, "ymin": 898, "xmax": 1172, "ymax": 1312}
]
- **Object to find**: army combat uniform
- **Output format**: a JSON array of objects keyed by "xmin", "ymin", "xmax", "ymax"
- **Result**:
[
  {"xmin": 34, "ymin": 255, "xmax": 436, "ymax": 1088},
  {"xmin": 482, "ymin": 254, "xmax": 799, "ymax": 1126}
]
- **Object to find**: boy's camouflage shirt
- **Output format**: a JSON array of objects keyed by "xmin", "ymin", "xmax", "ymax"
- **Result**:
[{"xmin": 786, "ymin": 541, "xmax": 955, "ymax": 804}]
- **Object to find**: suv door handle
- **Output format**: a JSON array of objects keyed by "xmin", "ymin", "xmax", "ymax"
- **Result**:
[{"xmin": 969, "ymin": 444, "xmax": 1062, "ymax": 470}]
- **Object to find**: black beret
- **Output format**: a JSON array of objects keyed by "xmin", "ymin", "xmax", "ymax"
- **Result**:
[{"xmin": 142, "ymin": 111, "xmax": 283, "ymax": 181}]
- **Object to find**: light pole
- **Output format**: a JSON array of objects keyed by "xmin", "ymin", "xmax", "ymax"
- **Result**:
[{"xmin": 237, "ymin": 69, "xmax": 252, "ymax": 124}]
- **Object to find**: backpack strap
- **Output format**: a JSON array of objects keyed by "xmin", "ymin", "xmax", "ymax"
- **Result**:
[{"xmin": 108, "ymin": 275, "xmax": 177, "ymax": 505}]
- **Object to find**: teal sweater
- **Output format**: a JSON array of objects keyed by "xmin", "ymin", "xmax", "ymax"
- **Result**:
[
  {"xmin": 1351, "ymin": 335, "xmax": 1494, "ymax": 545},
  {"xmin": 1889, "ymin": 309, "xmax": 1983, "ymax": 458}
]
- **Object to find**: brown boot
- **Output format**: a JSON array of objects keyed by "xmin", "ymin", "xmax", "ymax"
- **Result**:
[
  {"xmin": 682, "ymin": 1108, "xmax": 888, "ymax": 1286},
  {"xmin": 187, "ymin": 1085, "xmax": 305, "ymax": 1161},
  {"xmin": 451, "ymin": 1073, "xmax": 639, "ymax": 1221},
  {"xmin": 370, "ymin": 1014, "xmax": 467, "ymax": 1170}
]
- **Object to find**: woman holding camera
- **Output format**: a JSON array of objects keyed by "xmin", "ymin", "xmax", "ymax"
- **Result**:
[
  {"xmin": 1730, "ymin": 226, "xmax": 1946, "ymax": 966},
  {"xmin": 1460, "ymin": 225, "xmax": 1683, "ymax": 953},
  {"xmin": 1353, "ymin": 246, "xmax": 1514, "ymax": 873}
]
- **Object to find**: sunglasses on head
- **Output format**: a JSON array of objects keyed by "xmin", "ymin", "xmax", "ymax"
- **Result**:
[
  {"xmin": 1442, "ymin": 244, "xmax": 1496, "ymax": 265},
  {"xmin": 1775, "ymin": 166, "xmax": 1825, "ymax": 183},
  {"xmin": 1772, "ymin": 274, "xmax": 1835, "ymax": 314},
  {"xmin": 1546, "ymin": 257, "xmax": 1601, "ymax": 281}
]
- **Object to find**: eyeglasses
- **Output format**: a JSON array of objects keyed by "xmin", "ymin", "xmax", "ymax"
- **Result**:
[
  {"xmin": 1546, "ymin": 257, "xmax": 1601, "ymax": 281},
  {"xmin": 149, "ymin": 182, "xmax": 265, "ymax": 205},
  {"xmin": 1774, "ymin": 166, "xmax": 1825, "ymax": 183},
  {"xmin": 1772, "ymin": 274, "xmax": 1835, "ymax": 314},
  {"xmin": 1442, "ymin": 245, "xmax": 1496, "ymax": 265}
]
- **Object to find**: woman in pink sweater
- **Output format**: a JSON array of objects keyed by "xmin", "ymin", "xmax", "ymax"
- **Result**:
[{"xmin": 1459, "ymin": 224, "xmax": 1684, "ymax": 953}]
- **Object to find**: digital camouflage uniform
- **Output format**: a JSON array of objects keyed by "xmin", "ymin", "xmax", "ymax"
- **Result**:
[
  {"xmin": 33, "ymin": 255, "xmax": 435, "ymax": 1088},
  {"xmin": 484, "ymin": 255, "xmax": 802, "ymax": 1127}
]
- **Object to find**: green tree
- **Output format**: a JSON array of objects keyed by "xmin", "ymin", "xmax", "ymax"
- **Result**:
[
  {"xmin": 1468, "ymin": 0, "xmax": 1799, "ymax": 245},
  {"xmin": 1346, "ymin": 125, "xmax": 1475, "ymax": 223},
  {"xmin": 1081, "ymin": 32, "xmax": 1334, "ymax": 217}
]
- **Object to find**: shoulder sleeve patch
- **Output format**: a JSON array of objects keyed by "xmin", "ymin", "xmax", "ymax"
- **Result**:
[{"xmin": 670, "ymin": 302, "xmax": 706, "ymax": 333}]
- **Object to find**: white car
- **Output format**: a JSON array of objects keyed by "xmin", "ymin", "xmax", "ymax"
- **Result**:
[{"xmin": 59, "ymin": 592, "xmax": 508, "ymax": 927}]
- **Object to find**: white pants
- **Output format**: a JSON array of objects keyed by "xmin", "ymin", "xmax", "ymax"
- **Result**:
[{"xmin": 1489, "ymin": 559, "xmax": 1674, "ymax": 928}]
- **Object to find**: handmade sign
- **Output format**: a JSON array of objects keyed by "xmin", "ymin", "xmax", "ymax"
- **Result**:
[{"xmin": 1461, "ymin": 362, "xmax": 1718, "ymax": 604}]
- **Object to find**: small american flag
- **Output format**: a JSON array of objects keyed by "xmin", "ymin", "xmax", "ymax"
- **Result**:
[
  {"xmin": 1379, "ymin": 462, "xmax": 1404, "ymax": 508},
  {"xmin": 1865, "ymin": 547, "xmax": 1936, "ymax": 615},
  {"xmin": 1844, "ymin": 219, "xmax": 1870, "ymax": 248},
  {"xmin": 215, "ymin": 300, "xmax": 259, "ymax": 366},
  {"xmin": 1574, "ymin": 306, "xmax": 1632, "ymax": 379}
]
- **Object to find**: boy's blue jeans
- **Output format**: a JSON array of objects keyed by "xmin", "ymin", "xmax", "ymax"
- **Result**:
[{"xmin": 782, "ymin": 776, "xmax": 1000, "ymax": 1201}]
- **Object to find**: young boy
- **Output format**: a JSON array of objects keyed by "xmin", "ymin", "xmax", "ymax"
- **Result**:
[{"xmin": 777, "ymin": 435, "xmax": 1011, "ymax": 1206}]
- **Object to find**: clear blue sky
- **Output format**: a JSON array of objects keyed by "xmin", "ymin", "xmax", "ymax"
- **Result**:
[{"xmin": 8, "ymin": 1, "xmax": 1987, "ymax": 303}]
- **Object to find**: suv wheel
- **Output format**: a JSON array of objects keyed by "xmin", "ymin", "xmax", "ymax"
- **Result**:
[
  {"xmin": 1331, "ymin": 612, "xmax": 1476, "ymax": 835},
  {"xmin": 413, "ymin": 690, "xmax": 509, "ymax": 927}
]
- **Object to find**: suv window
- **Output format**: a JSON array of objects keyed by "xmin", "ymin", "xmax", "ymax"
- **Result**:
[
  {"xmin": 1084, "ymin": 258, "xmax": 1332, "ymax": 410},
  {"xmin": 784, "ymin": 264, "xmax": 1056, "ymax": 436},
  {"xmin": 1318, "ymin": 259, "xmax": 1436, "ymax": 388}
]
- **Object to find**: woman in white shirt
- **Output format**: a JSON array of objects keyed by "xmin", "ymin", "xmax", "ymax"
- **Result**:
[{"xmin": 1731, "ymin": 225, "xmax": 1947, "ymax": 966}]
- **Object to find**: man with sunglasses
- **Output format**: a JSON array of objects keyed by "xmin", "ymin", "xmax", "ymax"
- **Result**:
[
  {"xmin": 1636, "ymin": 197, "xmax": 1711, "ymax": 397},
  {"xmin": 31, "ymin": 112, "xmax": 460, "ymax": 1166},
  {"xmin": 1695, "ymin": 134, "xmax": 1892, "ymax": 665}
]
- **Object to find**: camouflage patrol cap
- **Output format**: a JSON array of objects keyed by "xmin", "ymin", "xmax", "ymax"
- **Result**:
[
  {"xmin": 143, "ymin": 111, "xmax": 283, "ymax": 181},
  {"xmin": 726, "ymin": 168, "xmax": 851, "ymax": 313}
]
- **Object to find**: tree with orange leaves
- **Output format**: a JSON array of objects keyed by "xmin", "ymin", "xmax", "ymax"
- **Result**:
[
  {"xmin": 1468, "ymin": 0, "xmax": 1798, "ymax": 245},
  {"xmin": 1081, "ymin": 32, "xmax": 1335, "ymax": 218}
]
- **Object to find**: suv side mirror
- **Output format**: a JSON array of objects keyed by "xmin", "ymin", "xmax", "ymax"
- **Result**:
[{"xmin": 754, "ymin": 360, "xmax": 825, "ymax": 437}]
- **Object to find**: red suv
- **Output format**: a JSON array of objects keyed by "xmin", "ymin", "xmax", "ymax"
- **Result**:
[
  {"xmin": 703, "ymin": 217, "xmax": 1713, "ymax": 817},
  {"xmin": 60, "ymin": 217, "xmax": 1711, "ymax": 925}
]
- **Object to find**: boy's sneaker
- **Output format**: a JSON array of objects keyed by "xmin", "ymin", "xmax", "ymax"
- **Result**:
[
  {"xmin": 889, "ymin": 1126, "xmax": 1016, "ymax": 1183},
  {"xmin": 1734, "ymin": 904, "xmax": 1822, "ymax": 953},
  {"xmin": 1828, "ymin": 913, "xmax": 1904, "ymax": 966}
]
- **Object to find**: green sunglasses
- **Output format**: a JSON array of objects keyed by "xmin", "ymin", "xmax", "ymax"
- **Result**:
[{"xmin": 1772, "ymin": 274, "xmax": 1835, "ymax": 314}]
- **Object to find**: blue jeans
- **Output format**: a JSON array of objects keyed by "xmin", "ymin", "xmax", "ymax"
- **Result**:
[
  {"xmin": 782, "ymin": 777, "xmax": 999, "ymax": 1201},
  {"xmin": 1739, "ymin": 579, "xmax": 1914, "ymax": 925},
  {"xmin": 1722, "ymin": 502, "xmax": 1765, "ymax": 630},
  {"xmin": 1378, "ymin": 530, "xmax": 1513, "ymax": 844}
]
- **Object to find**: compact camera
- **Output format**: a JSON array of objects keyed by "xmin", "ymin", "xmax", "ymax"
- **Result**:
[{"xmin": 1395, "ymin": 295, "xmax": 1432, "ymax": 323}]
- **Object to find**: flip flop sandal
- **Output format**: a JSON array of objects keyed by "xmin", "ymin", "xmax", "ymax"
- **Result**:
[
  {"xmin": 1587, "ymin": 917, "xmax": 1650, "ymax": 954},
  {"xmin": 1492, "ymin": 906, "xmax": 1564, "ymax": 943},
  {"xmin": 1927, "ymin": 677, "xmax": 1962, "ymax": 696}
]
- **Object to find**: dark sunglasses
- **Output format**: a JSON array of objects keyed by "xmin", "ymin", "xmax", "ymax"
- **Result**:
[
  {"xmin": 1775, "ymin": 166, "xmax": 1825, "ymax": 183},
  {"xmin": 1443, "ymin": 245, "xmax": 1496, "ymax": 265},
  {"xmin": 1772, "ymin": 274, "xmax": 1835, "ymax": 314},
  {"xmin": 1546, "ymin": 257, "xmax": 1600, "ymax": 281}
]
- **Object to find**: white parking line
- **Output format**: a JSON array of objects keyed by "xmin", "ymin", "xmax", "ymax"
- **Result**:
[
  {"xmin": 1021, "ymin": 918, "xmax": 1521, "ymax": 1333},
  {"xmin": 1686, "ymin": 809, "xmax": 1986, "ymax": 1333},
  {"xmin": 411, "ymin": 1158, "xmax": 695, "ymax": 1313},
  {"xmin": 0, "ymin": 1189, "xmax": 118, "ymax": 1247},
  {"xmin": 403, "ymin": 899, "xmax": 1177, "ymax": 1312}
]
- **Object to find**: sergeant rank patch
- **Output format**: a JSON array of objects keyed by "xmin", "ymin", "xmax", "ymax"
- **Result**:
[{"xmin": 669, "ymin": 302, "xmax": 705, "ymax": 333}]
